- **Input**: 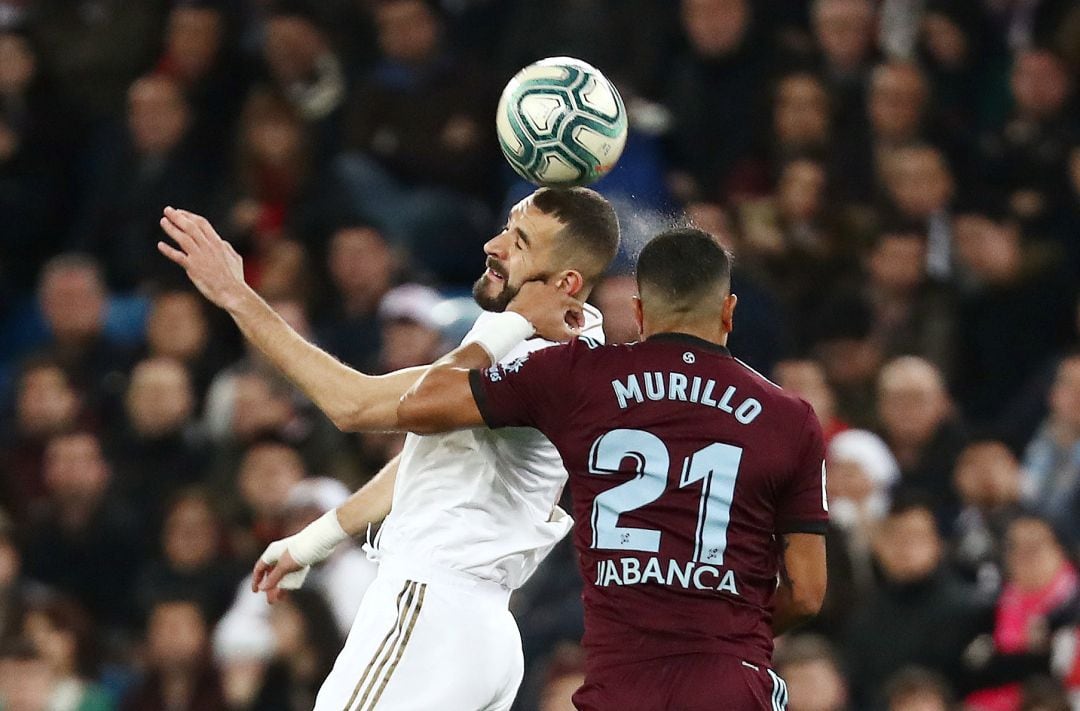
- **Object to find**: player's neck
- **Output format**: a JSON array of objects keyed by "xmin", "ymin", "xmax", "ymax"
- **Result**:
[{"xmin": 642, "ymin": 319, "xmax": 728, "ymax": 348}]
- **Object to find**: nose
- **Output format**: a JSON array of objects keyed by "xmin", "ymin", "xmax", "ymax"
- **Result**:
[{"xmin": 484, "ymin": 230, "xmax": 510, "ymax": 260}]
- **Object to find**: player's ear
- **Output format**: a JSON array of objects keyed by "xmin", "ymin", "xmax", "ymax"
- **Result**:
[
  {"xmin": 632, "ymin": 295, "xmax": 644, "ymax": 338},
  {"xmin": 721, "ymin": 293, "xmax": 737, "ymax": 335},
  {"xmin": 553, "ymin": 270, "xmax": 584, "ymax": 297}
]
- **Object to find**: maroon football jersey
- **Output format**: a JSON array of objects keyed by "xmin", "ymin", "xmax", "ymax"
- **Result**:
[{"xmin": 469, "ymin": 333, "xmax": 828, "ymax": 674}]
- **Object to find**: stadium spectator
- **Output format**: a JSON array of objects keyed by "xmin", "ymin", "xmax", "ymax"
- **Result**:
[
  {"xmin": 590, "ymin": 274, "xmax": 638, "ymax": 345},
  {"xmin": 21, "ymin": 432, "xmax": 141, "ymax": 629},
  {"xmin": 952, "ymin": 210, "xmax": 1077, "ymax": 425},
  {"xmin": 230, "ymin": 439, "xmax": 307, "ymax": 561},
  {"xmin": 810, "ymin": 0, "xmax": 878, "ymax": 137},
  {"xmin": 1, "ymin": 359, "xmax": 82, "ymax": 520},
  {"xmin": 951, "ymin": 441, "xmax": 1025, "ymax": 594},
  {"xmin": 0, "ymin": 639, "xmax": 54, "ymax": 711},
  {"xmin": 808, "ymin": 291, "xmax": 884, "ymax": 427},
  {"xmin": 121, "ymin": 598, "xmax": 227, "ymax": 711},
  {"xmin": 879, "ymin": 144, "xmax": 957, "ymax": 280},
  {"xmin": 1023, "ymin": 354, "xmax": 1080, "ymax": 543},
  {"xmin": 843, "ymin": 496, "xmax": 982, "ymax": 708},
  {"xmin": 884, "ymin": 667, "xmax": 955, "ymax": 711},
  {"xmin": 336, "ymin": 0, "xmax": 498, "ymax": 283},
  {"xmin": 0, "ymin": 29, "xmax": 78, "ymax": 290},
  {"xmin": 21, "ymin": 595, "xmax": 113, "ymax": 711},
  {"xmin": 112, "ymin": 358, "xmax": 206, "ymax": 540},
  {"xmin": 142, "ymin": 289, "xmax": 228, "ymax": 401},
  {"xmin": 964, "ymin": 515, "xmax": 1080, "ymax": 709},
  {"xmin": 247, "ymin": 589, "xmax": 342, "ymax": 711},
  {"xmin": 313, "ymin": 225, "xmax": 400, "ymax": 370},
  {"xmin": 665, "ymin": 0, "xmax": 765, "ymax": 201},
  {"xmin": 773, "ymin": 359, "xmax": 850, "ymax": 443},
  {"xmin": 813, "ymin": 429, "xmax": 898, "ymax": 636},
  {"xmin": 133, "ymin": 489, "xmax": 239, "ymax": 625},
  {"xmin": 32, "ymin": 255, "xmax": 131, "ymax": 409},
  {"xmin": 877, "ymin": 356, "xmax": 967, "ymax": 519},
  {"xmin": 774, "ymin": 635, "xmax": 849, "ymax": 711},
  {"xmin": 375, "ymin": 284, "xmax": 447, "ymax": 373},
  {"xmin": 978, "ymin": 50, "xmax": 1077, "ymax": 236},
  {"xmin": 0, "ymin": 513, "xmax": 32, "ymax": 644},
  {"xmin": 72, "ymin": 75, "xmax": 218, "ymax": 291}
]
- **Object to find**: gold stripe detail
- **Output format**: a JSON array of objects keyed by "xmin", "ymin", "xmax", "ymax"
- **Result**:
[
  {"xmin": 362, "ymin": 583, "xmax": 427, "ymax": 710},
  {"xmin": 341, "ymin": 581, "xmax": 415, "ymax": 711}
]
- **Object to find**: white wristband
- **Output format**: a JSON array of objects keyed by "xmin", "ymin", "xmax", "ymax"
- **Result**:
[
  {"xmin": 464, "ymin": 311, "xmax": 535, "ymax": 364},
  {"xmin": 285, "ymin": 509, "xmax": 349, "ymax": 567}
]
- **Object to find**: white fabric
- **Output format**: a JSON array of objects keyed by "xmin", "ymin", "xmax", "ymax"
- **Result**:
[
  {"xmin": 372, "ymin": 304, "xmax": 603, "ymax": 590},
  {"xmin": 314, "ymin": 556, "xmax": 523, "ymax": 711}
]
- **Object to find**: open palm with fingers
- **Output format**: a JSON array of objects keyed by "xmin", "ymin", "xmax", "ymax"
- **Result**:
[{"xmin": 158, "ymin": 206, "xmax": 248, "ymax": 311}]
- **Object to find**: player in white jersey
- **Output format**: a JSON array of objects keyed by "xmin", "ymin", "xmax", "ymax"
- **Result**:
[{"xmin": 157, "ymin": 187, "xmax": 620, "ymax": 710}]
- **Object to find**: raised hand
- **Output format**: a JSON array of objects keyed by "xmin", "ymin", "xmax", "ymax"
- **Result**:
[
  {"xmin": 158, "ymin": 207, "xmax": 248, "ymax": 311},
  {"xmin": 508, "ymin": 280, "xmax": 585, "ymax": 343},
  {"xmin": 252, "ymin": 540, "xmax": 309, "ymax": 604}
]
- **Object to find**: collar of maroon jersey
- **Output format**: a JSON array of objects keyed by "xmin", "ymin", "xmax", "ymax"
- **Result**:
[{"xmin": 646, "ymin": 332, "xmax": 731, "ymax": 356}]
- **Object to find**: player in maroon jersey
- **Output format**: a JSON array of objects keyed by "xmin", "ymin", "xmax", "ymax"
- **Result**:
[{"xmin": 398, "ymin": 228, "xmax": 828, "ymax": 710}]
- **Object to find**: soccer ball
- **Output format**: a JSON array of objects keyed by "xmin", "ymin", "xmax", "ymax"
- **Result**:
[{"xmin": 496, "ymin": 57, "xmax": 628, "ymax": 187}]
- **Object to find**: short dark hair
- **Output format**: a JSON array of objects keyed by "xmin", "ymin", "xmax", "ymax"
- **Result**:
[
  {"xmin": 636, "ymin": 227, "xmax": 732, "ymax": 312},
  {"xmin": 532, "ymin": 187, "xmax": 620, "ymax": 284}
]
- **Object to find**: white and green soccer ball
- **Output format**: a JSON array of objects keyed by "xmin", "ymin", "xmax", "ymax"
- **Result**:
[{"xmin": 496, "ymin": 57, "xmax": 628, "ymax": 187}]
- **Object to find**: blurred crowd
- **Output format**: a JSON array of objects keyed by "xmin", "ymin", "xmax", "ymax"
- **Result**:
[{"xmin": 0, "ymin": 0, "xmax": 1078, "ymax": 709}]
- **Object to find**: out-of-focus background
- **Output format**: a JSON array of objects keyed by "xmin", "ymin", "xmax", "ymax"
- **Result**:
[{"xmin": 0, "ymin": 0, "xmax": 1078, "ymax": 709}]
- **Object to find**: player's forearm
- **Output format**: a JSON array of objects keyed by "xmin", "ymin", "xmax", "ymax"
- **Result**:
[
  {"xmin": 335, "ymin": 455, "xmax": 400, "ymax": 536},
  {"xmin": 771, "ymin": 582, "xmax": 818, "ymax": 636},
  {"xmin": 224, "ymin": 287, "xmax": 423, "ymax": 431}
]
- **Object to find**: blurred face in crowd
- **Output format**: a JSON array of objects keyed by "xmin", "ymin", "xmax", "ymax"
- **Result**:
[
  {"xmin": 39, "ymin": 262, "xmax": 106, "ymax": 344},
  {"xmin": 241, "ymin": 91, "xmax": 305, "ymax": 170},
  {"xmin": 0, "ymin": 32, "xmax": 35, "ymax": 95},
  {"xmin": 878, "ymin": 357, "xmax": 950, "ymax": 449},
  {"xmin": 163, "ymin": 495, "xmax": 220, "ymax": 572},
  {"xmin": 22, "ymin": 608, "xmax": 80, "ymax": 678},
  {"xmin": 43, "ymin": 433, "xmax": 109, "ymax": 507},
  {"xmin": 231, "ymin": 373, "xmax": 293, "ymax": 439},
  {"xmin": 681, "ymin": 0, "xmax": 750, "ymax": 58},
  {"xmin": 869, "ymin": 63, "xmax": 928, "ymax": 143},
  {"xmin": 826, "ymin": 456, "xmax": 874, "ymax": 508},
  {"xmin": 782, "ymin": 657, "xmax": 848, "ymax": 711},
  {"xmin": 17, "ymin": 364, "xmax": 78, "ymax": 437},
  {"xmin": 874, "ymin": 507, "xmax": 942, "ymax": 584},
  {"xmin": 148, "ymin": 291, "xmax": 209, "ymax": 362},
  {"xmin": 921, "ymin": 11, "xmax": 969, "ymax": 68},
  {"xmin": 883, "ymin": 146, "xmax": 953, "ymax": 218},
  {"xmin": 0, "ymin": 654, "xmax": 52, "ymax": 711},
  {"xmin": 165, "ymin": 6, "xmax": 224, "ymax": 81},
  {"xmin": 774, "ymin": 74, "xmax": 830, "ymax": 149},
  {"xmin": 148, "ymin": 601, "xmax": 207, "ymax": 672},
  {"xmin": 473, "ymin": 194, "xmax": 569, "ymax": 312},
  {"xmin": 1011, "ymin": 51, "xmax": 1070, "ymax": 120},
  {"xmin": 238, "ymin": 443, "xmax": 306, "ymax": 519},
  {"xmin": 1005, "ymin": 517, "xmax": 1067, "ymax": 592},
  {"xmin": 814, "ymin": 337, "xmax": 882, "ymax": 388},
  {"xmin": 375, "ymin": 0, "xmax": 440, "ymax": 65},
  {"xmin": 889, "ymin": 691, "xmax": 949, "ymax": 711},
  {"xmin": 953, "ymin": 441, "xmax": 1021, "ymax": 510},
  {"xmin": 952, "ymin": 214, "xmax": 1021, "ymax": 284},
  {"xmin": 684, "ymin": 203, "xmax": 738, "ymax": 253},
  {"xmin": 1049, "ymin": 357, "xmax": 1080, "ymax": 436},
  {"xmin": 592, "ymin": 275, "xmax": 639, "ymax": 345},
  {"xmin": 128, "ymin": 75, "xmax": 190, "ymax": 156},
  {"xmin": 380, "ymin": 319, "xmax": 443, "ymax": 372},
  {"xmin": 125, "ymin": 359, "xmax": 194, "ymax": 438},
  {"xmin": 329, "ymin": 227, "xmax": 395, "ymax": 310},
  {"xmin": 868, "ymin": 233, "xmax": 926, "ymax": 294},
  {"xmin": 778, "ymin": 159, "xmax": 827, "ymax": 223},
  {"xmin": 264, "ymin": 15, "xmax": 326, "ymax": 85},
  {"xmin": 813, "ymin": 0, "xmax": 875, "ymax": 73},
  {"xmin": 774, "ymin": 360, "xmax": 837, "ymax": 426}
]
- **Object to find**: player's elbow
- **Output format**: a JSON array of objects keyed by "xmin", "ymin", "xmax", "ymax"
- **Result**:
[{"xmin": 396, "ymin": 386, "xmax": 443, "ymax": 435}]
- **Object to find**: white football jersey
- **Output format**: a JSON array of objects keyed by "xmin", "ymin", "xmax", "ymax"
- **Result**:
[{"xmin": 373, "ymin": 304, "xmax": 604, "ymax": 590}]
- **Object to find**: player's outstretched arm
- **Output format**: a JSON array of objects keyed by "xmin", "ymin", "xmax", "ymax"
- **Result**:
[
  {"xmin": 252, "ymin": 454, "xmax": 402, "ymax": 602},
  {"xmin": 158, "ymin": 206, "xmax": 421, "ymax": 432},
  {"xmin": 771, "ymin": 532, "xmax": 827, "ymax": 636},
  {"xmin": 397, "ymin": 281, "xmax": 583, "ymax": 434}
]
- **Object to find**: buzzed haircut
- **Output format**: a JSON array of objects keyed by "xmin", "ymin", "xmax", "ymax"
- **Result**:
[
  {"xmin": 532, "ymin": 187, "xmax": 620, "ymax": 283},
  {"xmin": 636, "ymin": 228, "xmax": 732, "ymax": 312}
]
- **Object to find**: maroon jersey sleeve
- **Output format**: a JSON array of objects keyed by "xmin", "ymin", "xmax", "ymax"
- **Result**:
[
  {"xmin": 775, "ymin": 403, "xmax": 829, "ymax": 534},
  {"xmin": 468, "ymin": 340, "xmax": 579, "ymax": 432}
]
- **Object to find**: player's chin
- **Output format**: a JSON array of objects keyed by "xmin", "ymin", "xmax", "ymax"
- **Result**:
[{"xmin": 472, "ymin": 278, "xmax": 514, "ymax": 313}]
